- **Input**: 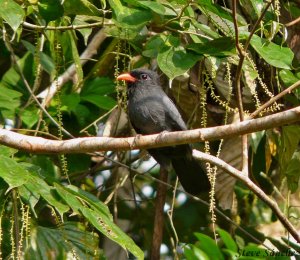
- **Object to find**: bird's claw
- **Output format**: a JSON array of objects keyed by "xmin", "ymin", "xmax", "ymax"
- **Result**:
[{"xmin": 131, "ymin": 134, "xmax": 142, "ymax": 149}]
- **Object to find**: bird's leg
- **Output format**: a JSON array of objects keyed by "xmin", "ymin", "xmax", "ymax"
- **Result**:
[
  {"xmin": 155, "ymin": 130, "xmax": 169, "ymax": 144},
  {"xmin": 131, "ymin": 133, "xmax": 142, "ymax": 150}
]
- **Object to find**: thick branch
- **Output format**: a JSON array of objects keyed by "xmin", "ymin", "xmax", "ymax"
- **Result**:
[{"xmin": 0, "ymin": 106, "xmax": 299, "ymax": 153}]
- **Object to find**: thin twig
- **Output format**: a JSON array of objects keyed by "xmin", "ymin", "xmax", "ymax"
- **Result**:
[
  {"xmin": 251, "ymin": 79, "xmax": 300, "ymax": 118},
  {"xmin": 167, "ymin": 178, "xmax": 179, "ymax": 260},
  {"xmin": 232, "ymin": 0, "xmax": 275, "ymax": 174},
  {"xmin": 22, "ymin": 20, "xmax": 113, "ymax": 31},
  {"xmin": 80, "ymin": 105, "xmax": 117, "ymax": 133},
  {"xmin": 232, "ymin": 0, "xmax": 248, "ymax": 174},
  {"xmin": 285, "ymin": 16, "xmax": 300, "ymax": 27}
]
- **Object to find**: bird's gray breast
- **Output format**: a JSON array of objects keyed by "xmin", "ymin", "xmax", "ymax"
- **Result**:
[{"xmin": 128, "ymin": 89, "xmax": 168, "ymax": 134}]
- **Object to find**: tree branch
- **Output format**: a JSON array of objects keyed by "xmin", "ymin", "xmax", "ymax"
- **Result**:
[
  {"xmin": 251, "ymin": 79, "xmax": 300, "ymax": 118},
  {"xmin": 193, "ymin": 150, "xmax": 300, "ymax": 243},
  {"xmin": 0, "ymin": 106, "xmax": 299, "ymax": 153}
]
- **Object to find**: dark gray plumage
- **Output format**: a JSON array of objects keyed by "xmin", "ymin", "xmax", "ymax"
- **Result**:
[{"xmin": 117, "ymin": 68, "xmax": 210, "ymax": 195}]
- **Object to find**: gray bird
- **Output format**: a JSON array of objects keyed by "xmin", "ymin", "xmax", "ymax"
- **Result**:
[{"xmin": 117, "ymin": 68, "xmax": 210, "ymax": 195}]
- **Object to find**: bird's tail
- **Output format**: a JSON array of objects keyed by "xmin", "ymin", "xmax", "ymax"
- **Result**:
[{"xmin": 171, "ymin": 148, "xmax": 210, "ymax": 195}]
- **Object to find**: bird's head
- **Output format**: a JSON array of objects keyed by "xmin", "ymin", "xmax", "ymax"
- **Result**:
[{"xmin": 117, "ymin": 69, "xmax": 159, "ymax": 89}]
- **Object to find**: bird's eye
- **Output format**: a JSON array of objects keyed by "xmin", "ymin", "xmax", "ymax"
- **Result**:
[{"xmin": 140, "ymin": 74, "xmax": 149, "ymax": 80}]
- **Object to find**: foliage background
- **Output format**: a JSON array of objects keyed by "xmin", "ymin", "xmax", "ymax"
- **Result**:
[{"xmin": 0, "ymin": 0, "xmax": 300, "ymax": 259}]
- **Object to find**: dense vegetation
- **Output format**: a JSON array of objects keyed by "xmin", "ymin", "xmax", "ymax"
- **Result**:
[{"xmin": 0, "ymin": 0, "xmax": 300, "ymax": 259}]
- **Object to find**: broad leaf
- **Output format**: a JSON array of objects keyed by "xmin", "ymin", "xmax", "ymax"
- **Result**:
[
  {"xmin": 279, "ymin": 125, "xmax": 300, "ymax": 172},
  {"xmin": 38, "ymin": 0, "xmax": 64, "ymax": 23},
  {"xmin": 0, "ymin": 86, "xmax": 22, "ymax": 118},
  {"xmin": 218, "ymin": 228, "xmax": 238, "ymax": 252},
  {"xmin": 250, "ymin": 35, "xmax": 294, "ymax": 69},
  {"xmin": 194, "ymin": 233, "xmax": 225, "ymax": 260},
  {"xmin": 81, "ymin": 77, "xmax": 117, "ymax": 110},
  {"xmin": 0, "ymin": 0, "xmax": 25, "ymax": 31},
  {"xmin": 285, "ymin": 151, "xmax": 300, "ymax": 193},
  {"xmin": 64, "ymin": 0, "xmax": 104, "ymax": 16},
  {"xmin": 157, "ymin": 46, "xmax": 200, "ymax": 79},
  {"xmin": 24, "ymin": 222, "xmax": 102, "ymax": 259},
  {"xmin": 0, "ymin": 155, "xmax": 29, "ymax": 189},
  {"xmin": 187, "ymin": 37, "xmax": 236, "ymax": 57},
  {"xmin": 138, "ymin": 1, "xmax": 177, "ymax": 16},
  {"xmin": 279, "ymin": 70, "xmax": 300, "ymax": 87},
  {"xmin": 55, "ymin": 184, "xmax": 144, "ymax": 260}
]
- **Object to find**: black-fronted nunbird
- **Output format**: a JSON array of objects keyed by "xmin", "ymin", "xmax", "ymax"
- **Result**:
[{"xmin": 117, "ymin": 68, "xmax": 210, "ymax": 195}]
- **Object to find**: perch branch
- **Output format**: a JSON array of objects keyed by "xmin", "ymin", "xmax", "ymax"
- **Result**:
[{"xmin": 0, "ymin": 106, "xmax": 299, "ymax": 153}]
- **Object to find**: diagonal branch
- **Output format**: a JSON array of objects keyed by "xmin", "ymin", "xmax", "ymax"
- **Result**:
[{"xmin": 193, "ymin": 150, "xmax": 300, "ymax": 243}]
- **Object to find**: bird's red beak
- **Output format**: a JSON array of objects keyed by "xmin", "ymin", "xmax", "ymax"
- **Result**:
[{"xmin": 117, "ymin": 73, "xmax": 137, "ymax": 82}]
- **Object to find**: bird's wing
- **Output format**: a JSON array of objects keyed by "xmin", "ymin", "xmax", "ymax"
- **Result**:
[{"xmin": 162, "ymin": 95, "xmax": 187, "ymax": 131}]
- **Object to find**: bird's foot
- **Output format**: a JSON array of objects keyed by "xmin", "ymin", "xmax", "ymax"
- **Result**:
[
  {"xmin": 156, "ymin": 130, "xmax": 169, "ymax": 143},
  {"xmin": 131, "ymin": 134, "xmax": 142, "ymax": 149}
]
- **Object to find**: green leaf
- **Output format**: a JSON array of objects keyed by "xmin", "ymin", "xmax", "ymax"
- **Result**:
[
  {"xmin": 64, "ymin": 0, "xmax": 103, "ymax": 16},
  {"xmin": 279, "ymin": 125, "xmax": 300, "ymax": 172},
  {"xmin": 0, "ymin": 0, "xmax": 25, "ymax": 31},
  {"xmin": 241, "ymin": 244, "xmax": 268, "ymax": 258},
  {"xmin": 21, "ymin": 107, "xmax": 39, "ymax": 128},
  {"xmin": 194, "ymin": 233, "xmax": 225, "ymax": 260},
  {"xmin": 73, "ymin": 16, "xmax": 93, "ymax": 45},
  {"xmin": 0, "ymin": 155, "xmax": 29, "ymax": 189},
  {"xmin": 81, "ymin": 95, "xmax": 117, "ymax": 110},
  {"xmin": 0, "ymin": 86, "xmax": 22, "ymax": 118},
  {"xmin": 55, "ymin": 184, "xmax": 144, "ymax": 260},
  {"xmin": 24, "ymin": 223, "xmax": 102, "ymax": 259},
  {"xmin": 109, "ymin": 0, "xmax": 152, "ymax": 28},
  {"xmin": 191, "ymin": 245, "xmax": 210, "ymax": 259},
  {"xmin": 57, "ymin": 184, "xmax": 112, "ymax": 219},
  {"xmin": 0, "ymin": 145, "xmax": 17, "ymax": 157},
  {"xmin": 138, "ymin": 1, "xmax": 177, "ymax": 15},
  {"xmin": 18, "ymin": 185, "xmax": 40, "ymax": 216},
  {"xmin": 22, "ymin": 40, "xmax": 55, "ymax": 74},
  {"xmin": 250, "ymin": 35, "xmax": 294, "ymax": 69},
  {"xmin": 250, "ymin": 131, "xmax": 265, "ymax": 154},
  {"xmin": 239, "ymin": 0, "xmax": 263, "ymax": 20},
  {"xmin": 197, "ymin": 0, "xmax": 247, "ymax": 25},
  {"xmin": 157, "ymin": 46, "xmax": 201, "ymax": 79},
  {"xmin": 81, "ymin": 208, "xmax": 144, "ymax": 260},
  {"xmin": 61, "ymin": 93, "xmax": 81, "ymax": 112},
  {"xmin": 81, "ymin": 77, "xmax": 116, "ymax": 96},
  {"xmin": 285, "ymin": 151, "xmax": 300, "ymax": 192},
  {"xmin": 38, "ymin": 0, "xmax": 64, "ymax": 23},
  {"xmin": 187, "ymin": 37, "xmax": 236, "ymax": 57},
  {"xmin": 81, "ymin": 77, "xmax": 117, "ymax": 110},
  {"xmin": 25, "ymin": 177, "xmax": 69, "ymax": 216},
  {"xmin": 67, "ymin": 30, "xmax": 83, "ymax": 85},
  {"xmin": 279, "ymin": 70, "xmax": 300, "ymax": 87},
  {"xmin": 1, "ymin": 52, "xmax": 34, "ymax": 96},
  {"xmin": 143, "ymin": 34, "xmax": 167, "ymax": 58},
  {"xmin": 217, "ymin": 228, "xmax": 238, "ymax": 252}
]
